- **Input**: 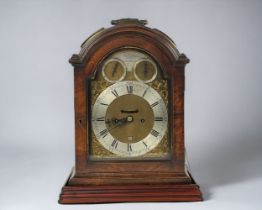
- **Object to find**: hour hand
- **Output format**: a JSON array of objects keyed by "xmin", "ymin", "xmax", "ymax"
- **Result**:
[
  {"xmin": 106, "ymin": 117, "xmax": 126, "ymax": 126},
  {"xmin": 106, "ymin": 116, "xmax": 133, "ymax": 126}
]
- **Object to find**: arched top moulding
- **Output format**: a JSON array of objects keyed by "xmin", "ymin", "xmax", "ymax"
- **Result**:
[{"xmin": 69, "ymin": 18, "xmax": 190, "ymax": 73}]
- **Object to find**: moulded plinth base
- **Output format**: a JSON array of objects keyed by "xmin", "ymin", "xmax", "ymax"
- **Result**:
[{"xmin": 59, "ymin": 170, "xmax": 203, "ymax": 204}]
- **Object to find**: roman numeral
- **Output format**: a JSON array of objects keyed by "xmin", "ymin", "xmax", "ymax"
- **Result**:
[
  {"xmin": 142, "ymin": 141, "xmax": 148, "ymax": 147},
  {"xmin": 96, "ymin": 117, "xmax": 105, "ymax": 121},
  {"xmin": 126, "ymin": 85, "xmax": 133, "ymax": 94},
  {"xmin": 127, "ymin": 144, "xmax": 132, "ymax": 152},
  {"xmin": 99, "ymin": 129, "xmax": 108, "ymax": 138},
  {"xmin": 151, "ymin": 101, "xmax": 159, "ymax": 108},
  {"xmin": 111, "ymin": 139, "xmax": 118, "ymax": 149},
  {"xmin": 111, "ymin": 89, "xmax": 118, "ymax": 97},
  {"xmin": 100, "ymin": 102, "xmax": 109, "ymax": 106},
  {"xmin": 142, "ymin": 88, "xmax": 148, "ymax": 97},
  {"xmin": 150, "ymin": 129, "xmax": 159, "ymax": 137},
  {"xmin": 154, "ymin": 117, "xmax": 163, "ymax": 121}
]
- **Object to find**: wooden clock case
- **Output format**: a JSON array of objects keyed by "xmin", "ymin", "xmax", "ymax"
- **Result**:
[{"xmin": 59, "ymin": 19, "xmax": 202, "ymax": 204}]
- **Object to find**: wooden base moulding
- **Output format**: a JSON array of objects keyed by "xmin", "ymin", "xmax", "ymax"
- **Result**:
[{"xmin": 59, "ymin": 170, "xmax": 203, "ymax": 204}]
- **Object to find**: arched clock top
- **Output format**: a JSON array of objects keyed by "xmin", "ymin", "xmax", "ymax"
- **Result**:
[{"xmin": 69, "ymin": 19, "xmax": 189, "ymax": 75}]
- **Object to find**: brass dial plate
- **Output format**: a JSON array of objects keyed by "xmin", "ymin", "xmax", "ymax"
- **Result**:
[{"xmin": 89, "ymin": 49, "xmax": 170, "ymax": 160}]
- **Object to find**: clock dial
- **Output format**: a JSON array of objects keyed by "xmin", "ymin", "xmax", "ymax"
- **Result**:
[
  {"xmin": 92, "ymin": 81, "xmax": 168, "ymax": 157},
  {"xmin": 134, "ymin": 59, "xmax": 157, "ymax": 83},
  {"xmin": 102, "ymin": 58, "xmax": 126, "ymax": 82}
]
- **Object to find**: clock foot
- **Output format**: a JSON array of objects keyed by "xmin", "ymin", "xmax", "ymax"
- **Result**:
[{"xmin": 59, "ymin": 169, "xmax": 203, "ymax": 204}]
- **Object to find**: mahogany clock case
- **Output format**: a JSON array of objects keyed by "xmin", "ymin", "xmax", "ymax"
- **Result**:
[{"xmin": 59, "ymin": 19, "xmax": 202, "ymax": 204}]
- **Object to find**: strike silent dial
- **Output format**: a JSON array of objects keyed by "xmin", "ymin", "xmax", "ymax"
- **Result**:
[{"xmin": 102, "ymin": 58, "xmax": 127, "ymax": 83}]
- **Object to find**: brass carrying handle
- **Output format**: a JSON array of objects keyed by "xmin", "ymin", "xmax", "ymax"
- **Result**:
[{"xmin": 111, "ymin": 18, "xmax": 148, "ymax": 26}]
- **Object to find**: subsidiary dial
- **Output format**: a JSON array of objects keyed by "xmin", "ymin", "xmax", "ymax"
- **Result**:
[
  {"xmin": 133, "ymin": 59, "xmax": 157, "ymax": 83},
  {"xmin": 102, "ymin": 58, "xmax": 127, "ymax": 83}
]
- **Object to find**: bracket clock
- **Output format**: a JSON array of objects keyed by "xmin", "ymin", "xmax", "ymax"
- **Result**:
[{"xmin": 59, "ymin": 18, "xmax": 203, "ymax": 204}]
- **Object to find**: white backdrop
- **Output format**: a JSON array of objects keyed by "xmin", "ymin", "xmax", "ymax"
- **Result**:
[{"xmin": 0, "ymin": 0, "xmax": 262, "ymax": 210}]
